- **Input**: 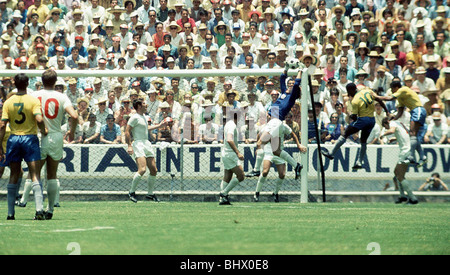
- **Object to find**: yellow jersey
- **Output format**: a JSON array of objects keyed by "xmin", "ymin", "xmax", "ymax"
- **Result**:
[
  {"xmin": 351, "ymin": 88, "xmax": 376, "ymax": 117},
  {"xmin": 391, "ymin": 86, "xmax": 423, "ymax": 110},
  {"xmin": 1, "ymin": 94, "xmax": 42, "ymax": 135}
]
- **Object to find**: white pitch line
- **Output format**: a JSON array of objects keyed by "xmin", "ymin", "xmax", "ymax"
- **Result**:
[{"xmin": 48, "ymin": 226, "xmax": 115, "ymax": 233}]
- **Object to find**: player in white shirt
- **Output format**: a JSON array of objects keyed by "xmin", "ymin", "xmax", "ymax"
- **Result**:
[
  {"xmin": 380, "ymin": 117, "xmax": 418, "ymax": 205},
  {"xmin": 125, "ymin": 98, "xmax": 169, "ymax": 203},
  {"xmin": 254, "ymin": 122, "xmax": 307, "ymax": 202},
  {"xmin": 219, "ymin": 107, "xmax": 245, "ymax": 205},
  {"xmin": 32, "ymin": 69, "xmax": 78, "ymax": 219}
]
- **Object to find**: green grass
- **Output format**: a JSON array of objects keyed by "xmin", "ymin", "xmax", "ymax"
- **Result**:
[{"xmin": 0, "ymin": 201, "xmax": 449, "ymax": 255}]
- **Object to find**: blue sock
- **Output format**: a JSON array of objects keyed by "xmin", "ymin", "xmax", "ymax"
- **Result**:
[{"xmin": 7, "ymin": 184, "xmax": 18, "ymax": 217}]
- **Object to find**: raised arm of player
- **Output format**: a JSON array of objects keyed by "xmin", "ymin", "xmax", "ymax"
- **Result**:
[{"xmin": 291, "ymin": 131, "xmax": 307, "ymax": 154}]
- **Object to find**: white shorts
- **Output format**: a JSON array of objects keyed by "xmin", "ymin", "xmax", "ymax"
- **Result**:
[
  {"xmin": 397, "ymin": 146, "xmax": 410, "ymax": 164},
  {"xmin": 40, "ymin": 132, "xmax": 64, "ymax": 161},
  {"xmin": 133, "ymin": 140, "xmax": 155, "ymax": 158},
  {"xmin": 263, "ymin": 154, "xmax": 286, "ymax": 166},
  {"xmin": 221, "ymin": 151, "xmax": 241, "ymax": 170},
  {"xmin": 264, "ymin": 118, "xmax": 283, "ymax": 138}
]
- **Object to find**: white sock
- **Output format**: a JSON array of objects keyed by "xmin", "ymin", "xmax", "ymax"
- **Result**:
[
  {"xmin": 55, "ymin": 179, "xmax": 60, "ymax": 204},
  {"xmin": 220, "ymin": 180, "xmax": 227, "ymax": 190},
  {"xmin": 147, "ymin": 175, "xmax": 156, "ymax": 195},
  {"xmin": 222, "ymin": 178, "xmax": 240, "ymax": 195},
  {"xmin": 394, "ymin": 177, "xmax": 406, "ymax": 198},
  {"xmin": 130, "ymin": 173, "xmax": 142, "ymax": 193},
  {"xmin": 32, "ymin": 181, "xmax": 44, "ymax": 212},
  {"xmin": 20, "ymin": 179, "xmax": 33, "ymax": 204},
  {"xmin": 46, "ymin": 179, "xmax": 58, "ymax": 214},
  {"xmin": 254, "ymin": 149, "xmax": 264, "ymax": 172},
  {"xmin": 256, "ymin": 175, "xmax": 266, "ymax": 193},
  {"xmin": 274, "ymin": 178, "xmax": 285, "ymax": 194},
  {"xmin": 279, "ymin": 150, "xmax": 297, "ymax": 167},
  {"xmin": 400, "ymin": 179, "xmax": 417, "ymax": 201}
]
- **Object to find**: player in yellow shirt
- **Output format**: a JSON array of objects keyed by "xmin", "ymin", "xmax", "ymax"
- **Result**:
[
  {"xmin": 323, "ymin": 83, "xmax": 389, "ymax": 169},
  {"xmin": 378, "ymin": 81, "xmax": 427, "ymax": 167},
  {"xmin": 0, "ymin": 73, "xmax": 47, "ymax": 220},
  {"xmin": 0, "ymin": 96, "xmax": 25, "ymax": 206}
]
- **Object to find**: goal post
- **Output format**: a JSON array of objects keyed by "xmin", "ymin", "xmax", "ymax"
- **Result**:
[{"xmin": 300, "ymin": 68, "xmax": 310, "ymax": 203}]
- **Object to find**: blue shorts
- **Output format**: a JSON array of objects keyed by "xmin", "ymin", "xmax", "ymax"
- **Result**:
[
  {"xmin": 410, "ymin": 106, "xmax": 426, "ymax": 126},
  {"xmin": 351, "ymin": 116, "xmax": 375, "ymax": 132},
  {"xmin": 6, "ymin": 135, "xmax": 41, "ymax": 164},
  {"xmin": 348, "ymin": 116, "xmax": 375, "ymax": 143}
]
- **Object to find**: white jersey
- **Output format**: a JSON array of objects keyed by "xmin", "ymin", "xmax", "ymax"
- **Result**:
[
  {"xmin": 127, "ymin": 113, "xmax": 150, "ymax": 142},
  {"xmin": 263, "ymin": 123, "xmax": 292, "ymax": 155},
  {"xmin": 33, "ymin": 89, "xmax": 73, "ymax": 133},
  {"xmin": 222, "ymin": 120, "xmax": 238, "ymax": 154},
  {"xmin": 389, "ymin": 120, "xmax": 411, "ymax": 163},
  {"xmin": 390, "ymin": 121, "xmax": 410, "ymax": 150}
]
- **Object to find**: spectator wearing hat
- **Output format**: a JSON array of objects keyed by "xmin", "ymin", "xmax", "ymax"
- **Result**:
[
  {"xmin": 65, "ymin": 78, "xmax": 84, "ymax": 107},
  {"xmin": 436, "ymin": 67, "xmax": 450, "ymax": 93},
  {"xmin": 336, "ymin": 40, "xmax": 355, "ymax": 70},
  {"xmin": 82, "ymin": 112, "xmax": 101, "ymax": 144},
  {"xmin": 441, "ymin": 88, "xmax": 450, "ymax": 118},
  {"xmin": 0, "ymin": 56, "xmax": 16, "ymax": 70},
  {"xmin": 424, "ymin": 56, "xmax": 441, "ymax": 83},
  {"xmin": 100, "ymin": 114, "xmax": 122, "ymax": 144},
  {"xmin": 45, "ymin": 7, "xmax": 67, "ymax": 34},
  {"xmin": 47, "ymin": 0, "xmax": 69, "ymax": 19},
  {"xmin": 388, "ymin": 41, "xmax": 406, "ymax": 68},
  {"xmin": 95, "ymin": 97, "xmax": 114, "ymax": 126},
  {"xmin": 68, "ymin": 34, "xmax": 88, "ymax": 58},
  {"xmin": 141, "ymin": 45, "xmax": 156, "ymax": 69},
  {"xmin": 424, "ymin": 111, "xmax": 448, "ymax": 144},
  {"xmin": 90, "ymin": 77, "xmax": 107, "ymax": 102},
  {"xmin": 157, "ymin": 34, "xmax": 178, "ymax": 59},
  {"xmin": 116, "ymin": 23, "xmax": 131, "ymax": 49},
  {"xmin": 122, "ymin": 44, "xmax": 136, "ymax": 70},
  {"xmin": 9, "ymin": 9, "xmax": 24, "ymax": 35},
  {"xmin": 26, "ymin": 43, "xmax": 46, "ymax": 68},
  {"xmin": 108, "ymin": 6, "xmax": 127, "ymax": 34},
  {"xmin": 424, "ymin": 89, "xmax": 445, "ymax": 117},
  {"xmin": 413, "ymin": 66, "xmax": 437, "ymax": 93},
  {"xmin": 385, "ymin": 53, "xmax": 403, "ymax": 81},
  {"xmin": 373, "ymin": 65, "xmax": 394, "ymax": 96},
  {"xmin": 86, "ymin": 45, "xmax": 99, "ymax": 69}
]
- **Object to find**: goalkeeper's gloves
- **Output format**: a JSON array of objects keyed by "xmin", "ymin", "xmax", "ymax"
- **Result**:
[{"xmin": 284, "ymin": 61, "xmax": 290, "ymax": 72}]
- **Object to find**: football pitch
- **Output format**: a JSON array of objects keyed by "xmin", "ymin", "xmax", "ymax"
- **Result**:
[{"xmin": 0, "ymin": 201, "xmax": 448, "ymax": 255}]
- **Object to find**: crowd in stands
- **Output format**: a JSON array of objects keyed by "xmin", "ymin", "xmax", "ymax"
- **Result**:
[{"xmin": 0, "ymin": 0, "xmax": 448, "ymax": 145}]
